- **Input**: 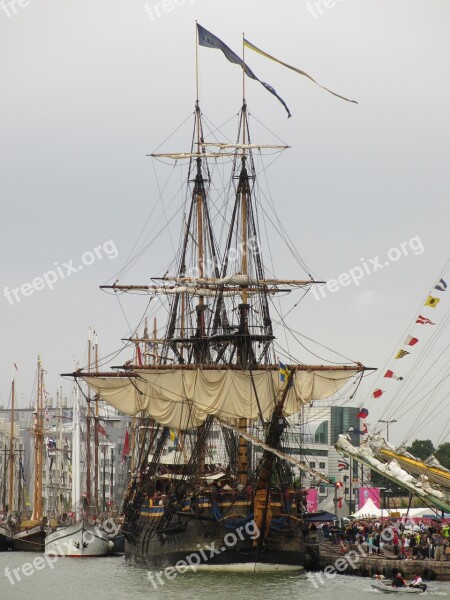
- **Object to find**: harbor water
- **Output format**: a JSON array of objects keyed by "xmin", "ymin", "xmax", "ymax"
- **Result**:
[{"xmin": 0, "ymin": 553, "xmax": 449, "ymax": 600}]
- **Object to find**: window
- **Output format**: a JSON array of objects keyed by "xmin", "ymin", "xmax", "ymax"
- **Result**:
[
  {"xmin": 309, "ymin": 461, "xmax": 316, "ymax": 468},
  {"xmin": 302, "ymin": 448, "xmax": 328, "ymax": 457},
  {"xmin": 314, "ymin": 421, "xmax": 328, "ymax": 444},
  {"xmin": 319, "ymin": 462, "xmax": 326, "ymax": 469}
]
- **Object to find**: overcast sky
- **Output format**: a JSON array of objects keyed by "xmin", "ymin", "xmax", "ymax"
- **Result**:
[{"xmin": 1, "ymin": 0, "xmax": 449, "ymax": 448}]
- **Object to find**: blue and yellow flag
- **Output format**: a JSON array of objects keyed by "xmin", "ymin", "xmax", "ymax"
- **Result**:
[
  {"xmin": 279, "ymin": 361, "xmax": 288, "ymax": 383},
  {"xmin": 197, "ymin": 24, "xmax": 291, "ymax": 118},
  {"xmin": 243, "ymin": 38, "xmax": 357, "ymax": 104}
]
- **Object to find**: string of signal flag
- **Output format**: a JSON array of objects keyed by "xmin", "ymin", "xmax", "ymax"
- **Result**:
[{"xmin": 350, "ymin": 277, "xmax": 447, "ymax": 437}]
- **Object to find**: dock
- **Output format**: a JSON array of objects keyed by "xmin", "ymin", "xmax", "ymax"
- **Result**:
[{"xmin": 305, "ymin": 539, "xmax": 450, "ymax": 581}]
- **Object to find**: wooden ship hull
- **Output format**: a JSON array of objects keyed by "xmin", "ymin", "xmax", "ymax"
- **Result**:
[
  {"xmin": 124, "ymin": 500, "xmax": 305, "ymax": 571},
  {"xmin": 12, "ymin": 524, "xmax": 45, "ymax": 552}
]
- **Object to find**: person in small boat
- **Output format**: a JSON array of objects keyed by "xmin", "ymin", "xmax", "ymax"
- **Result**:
[
  {"xmin": 409, "ymin": 574, "xmax": 423, "ymax": 588},
  {"xmin": 392, "ymin": 572, "xmax": 406, "ymax": 587},
  {"xmin": 373, "ymin": 571, "xmax": 385, "ymax": 580}
]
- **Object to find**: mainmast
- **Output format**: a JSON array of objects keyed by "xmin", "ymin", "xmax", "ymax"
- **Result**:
[
  {"xmin": 193, "ymin": 100, "xmax": 208, "ymax": 364},
  {"xmin": 237, "ymin": 39, "xmax": 250, "ymax": 484}
]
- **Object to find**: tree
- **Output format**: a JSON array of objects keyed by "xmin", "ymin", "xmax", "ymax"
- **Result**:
[
  {"xmin": 370, "ymin": 470, "xmax": 408, "ymax": 497},
  {"xmin": 405, "ymin": 439, "xmax": 435, "ymax": 460},
  {"xmin": 435, "ymin": 442, "xmax": 450, "ymax": 469}
]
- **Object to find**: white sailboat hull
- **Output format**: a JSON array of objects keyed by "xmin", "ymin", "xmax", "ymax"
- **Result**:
[{"xmin": 45, "ymin": 520, "xmax": 111, "ymax": 557}]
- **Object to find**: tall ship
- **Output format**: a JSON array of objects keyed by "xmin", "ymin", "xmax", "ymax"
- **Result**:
[{"xmin": 68, "ymin": 26, "xmax": 369, "ymax": 570}]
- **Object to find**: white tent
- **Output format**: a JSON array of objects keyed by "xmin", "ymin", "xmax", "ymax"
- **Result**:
[
  {"xmin": 351, "ymin": 499, "xmax": 436, "ymax": 519},
  {"xmin": 351, "ymin": 497, "xmax": 380, "ymax": 518}
]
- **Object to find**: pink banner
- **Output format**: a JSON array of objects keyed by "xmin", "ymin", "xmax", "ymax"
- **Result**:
[
  {"xmin": 358, "ymin": 487, "xmax": 381, "ymax": 508},
  {"xmin": 306, "ymin": 488, "xmax": 318, "ymax": 512}
]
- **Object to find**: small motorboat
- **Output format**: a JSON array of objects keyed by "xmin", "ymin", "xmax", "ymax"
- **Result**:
[{"xmin": 371, "ymin": 581, "xmax": 427, "ymax": 594}]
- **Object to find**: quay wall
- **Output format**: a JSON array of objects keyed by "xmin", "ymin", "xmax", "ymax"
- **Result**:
[{"xmin": 306, "ymin": 543, "xmax": 450, "ymax": 581}]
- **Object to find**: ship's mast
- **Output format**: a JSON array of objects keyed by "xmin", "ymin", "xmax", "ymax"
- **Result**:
[
  {"xmin": 237, "ymin": 37, "xmax": 250, "ymax": 485},
  {"xmin": 57, "ymin": 388, "xmax": 64, "ymax": 516},
  {"xmin": 8, "ymin": 368, "xmax": 15, "ymax": 515},
  {"xmin": 86, "ymin": 328, "xmax": 92, "ymax": 512},
  {"xmin": 31, "ymin": 356, "xmax": 44, "ymax": 521},
  {"xmin": 94, "ymin": 332, "xmax": 99, "ymax": 514},
  {"xmin": 72, "ymin": 384, "xmax": 81, "ymax": 520}
]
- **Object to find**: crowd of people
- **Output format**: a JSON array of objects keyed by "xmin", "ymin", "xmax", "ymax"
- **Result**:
[{"xmin": 317, "ymin": 518, "xmax": 450, "ymax": 561}]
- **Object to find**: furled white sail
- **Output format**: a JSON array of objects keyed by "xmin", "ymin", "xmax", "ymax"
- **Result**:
[{"xmin": 83, "ymin": 368, "xmax": 357, "ymax": 430}]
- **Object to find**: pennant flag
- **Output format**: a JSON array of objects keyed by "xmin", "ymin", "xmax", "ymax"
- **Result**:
[
  {"xmin": 97, "ymin": 424, "xmax": 106, "ymax": 436},
  {"xmin": 279, "ymin": 361, "xmax": 288, "ymax": 383},
  {"xmin": 425, "ymin": 295, "xmax": 440, "ymax": 308},
  {"xmin": 244, "ymin": 37, "xmax": 358, "ymax": 104},
  {"xmin": 434, "ymin": 278, "xmax": 447, "ymax": 292},
  {"xmin": 372, "ymin": 389, "xmax": 384, "ymax": 399},
  {"xmin": 13, "ymin": 363, "xmax": 18, "ymax": 371},
  {"xmin": 337, "ymin": 497, "xmax": 343, "ymax": 509},
  {"xmin": 416, "ymin": 315, "xmax": 435, "ymax": 325},
  {"xmin": 121, "ymin": 429, "xmax": 130, "ymax": 463},
  {"xmin": 395, "ymin": 349, "xmax": 410, "ymax": 359},
  {"xmin": 404, "ymin": 335, "xmax": 419, "ymax": 347},
  {"xmin": 197, "ymin": 24, "xmax": 291, "ymax": 117},
  {"xmin": 384, "ymin": 370, "xmax": 404, "ymax": 380},
  {"xmin": 338, "ymin": 460, "xmax": 349, "ymax": 471},
  {"xmin": 357, "ymin": 408, "xmax": 369, "ymax": 418}
]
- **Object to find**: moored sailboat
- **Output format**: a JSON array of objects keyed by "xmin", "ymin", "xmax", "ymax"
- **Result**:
[
  {"xmin": 11, "ymin": 358, "xmax": 46, "ymax": 552},
  {"xmin": 45, "ymin": 385, "xmax": 112, "ymax": 556}
]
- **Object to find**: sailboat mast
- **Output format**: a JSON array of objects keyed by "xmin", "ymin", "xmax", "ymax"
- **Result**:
[
  {"xmin": 86, "ymin": 328, "xmax": 92, "ymax": 511},
  {"xmin": 72, "ymin": 384, "xmax": 81, "ymax": 520},
  {"xmin": 8, "ymin": 370, "xmax": 15, "ymax": 514},
  {"xmin": 94, "ymin": 332, "xmax": 99, "ymax": 514},
  {"xmin": 32, "ymin": 356, "xmax": 44, "ymax": 521},
  {"xmin": 57, "ymin": 388, "xmax": 64, "ymax": 515}
]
